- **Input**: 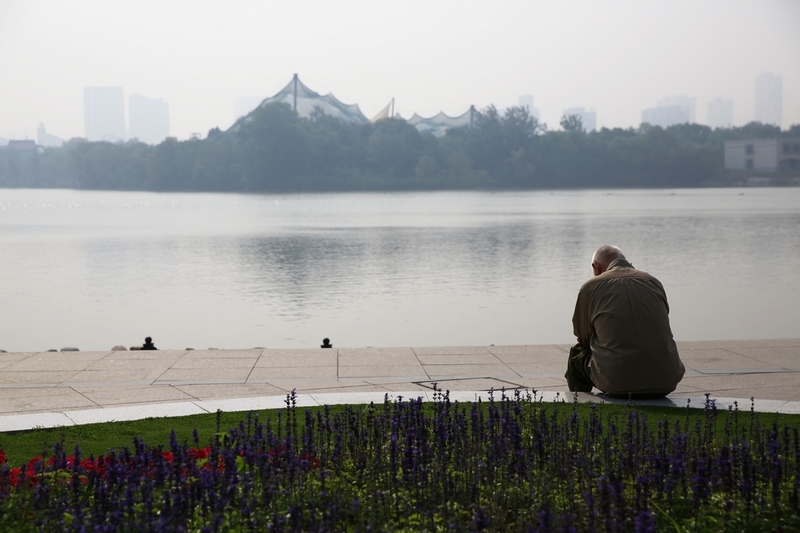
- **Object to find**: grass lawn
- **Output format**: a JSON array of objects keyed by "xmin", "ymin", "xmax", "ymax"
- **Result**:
[
  {"xmin": 0, "ymin": 395, "xmax": 794, "ymax": 467},
  {"xmin": 2, "ymin": 391, "xmax": 799, "ymax": 531},
  {"xmin": 1, "ymin": 394, "xmax": 798, "ymax": 468}
]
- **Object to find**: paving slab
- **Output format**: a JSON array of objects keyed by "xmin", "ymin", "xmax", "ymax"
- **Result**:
[
  {"xmin": 66, "ymin": 370, "xmax": 160, "ymax": 383},
  {"xmin": 182, "ymin": 349, "xmax": 264, "ymax": 359},
  {"xmin": 488, "ymin": 344, "xmax": 571, "ymax": 361},
  {"xmin": 418, "ymin": 377, "xmax": 528, "ymax": 391},
  {"xmin": 292, "ymin": 384, "xmax": 398, "ymax": 395},
  {"xmin": 424, "ymin": 363, "xmax": 516, "ymax": 378},
  {"xmin": 172, "ymin": 356, "xmax": 258, "ymax": 370},
  {"xmin": 155, "ymin": 366, "xmax": 254, "ymax": 382},
  {"xmin": 362, "ymin": 381, "xmax": 435, "ymax": 392},
  {"xmin": 338, "ymin": 365, "xmax": 427, "ymax": 379},
  {"xmin": 339, "ymin": 349, "xmax": 420, "ymax": 366},
  {"xmin": 0, "ymin": 387, "xmax": 99, "ymax": 414},
  {"xmin": 678, "ymin": 372, "xmax": 800, "ymax": 401},
  {"xmin": 254, "ymin": 350, "xmax": 336, "ymax": 368},
  {"xmin": 248, "ymin": 366, "xmax": 338, "ymax": 380},
  {"xmin": 512, "ymin": 377, "xmax": 570, "ymax": 389},
  {"xmin": 73, "ymin": 385, "xmax": 195, "ymax": 406},
  {"xmin": 508, "ymin": 362, "xmax": 572, "ymax": 375},
  {"xmin": 0, "ymin": 370, "xmax": 83, "ymax": 385},
  {"xmin": 2, "ymin": 352, "xmax": 107, "ymax": 371},
  {"xmin": 730, "ymin": 347, "xmax": 800, "ymax": 370},
  {"xmin": 0, "ymin": 340, "xmax": 798, "ymax": 432},
  {"xmin": 417, "ymin": 354, "xmax": 503, "ymax": 365},
  {"xmin": 678, "ymin": 348, "xmax": 784, "ymax": 372},
  {"xmin": 413, "ymin": 346, "xmax": 494, "ymax": 355},
  {"xmin": 682, "ymin": 339, "xmax": 798, "ymax": 349},
  {"xmin": 173, "ymin": 383, "xmax": 289, "ymax": 399}
]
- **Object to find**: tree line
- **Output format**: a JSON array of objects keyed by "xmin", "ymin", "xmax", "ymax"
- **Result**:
[{"xmin": 2, "ymin": 102, "xmax": 798, "ymax": 192}]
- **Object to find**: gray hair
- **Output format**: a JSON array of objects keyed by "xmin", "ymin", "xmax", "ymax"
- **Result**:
[{"xmin": 592, "ymin": 245, "xmax": 626, "ymax": 271}]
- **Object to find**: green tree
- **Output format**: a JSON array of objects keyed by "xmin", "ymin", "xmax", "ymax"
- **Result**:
[
  {"xmin": 364, "ymin": 118, "xmax": 425, "ymax": 188},
  {"xmin": 236, "ymin": 103, "xmax": 310, "ymax": 191},
  {"xmin": 560, "ymin": 114, "xmax": 584, "ymax": 133}
]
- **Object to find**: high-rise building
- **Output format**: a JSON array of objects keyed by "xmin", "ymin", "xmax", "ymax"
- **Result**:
[
  {"xmin": 562, "ymin": 107, "xmax": 596, "ymax": 132},
  {"xmin": 641, "ymin": 96, "xmax": 695, "ymax": 128},
  {"xmin": 129, "ymin": 95, "xmax": 169, "ymax": 145},
  {"xmin": 755, "ymin": 73, "xmax": 782, "ymax": 127},
  {"xmin": 658, "ymin": 96, "xmax": 695, "ymax": 123},
  {"xmin": 707, "ymin": 98, "xmax": 733, "ymax": 129},
  {"xmin": 641, "ymin": 106, "xmax": 691, "ymax": 128},
  {"xmin": 517, "ymin": 95, "xmax": 541, "ymax": 121},
  {"xmin": 84, "ymin": 87, "xmax": 125, "ymax": 142}
]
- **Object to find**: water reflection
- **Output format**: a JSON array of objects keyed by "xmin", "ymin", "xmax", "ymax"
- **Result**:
[{"xmin": 0, "ymin": 188, "xmax": 798, "ymax": 351}]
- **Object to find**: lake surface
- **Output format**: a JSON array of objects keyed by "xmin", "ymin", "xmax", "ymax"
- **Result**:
[{"xmin": 1, "ymin": 187, "xmax": 798, "ymax": 352}]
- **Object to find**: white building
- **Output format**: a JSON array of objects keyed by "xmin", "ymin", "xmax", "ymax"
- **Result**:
[
  {"xmin": 129, "ymin": 95, "xmax": 169, "ymax": 145},
  {"xmin": 707, "ymin": 98, "xmax": 733, "ymax": 129},
  {"xmin": 84, "ymin": 87, "xmax": 125, "ymax": 142},
  {"xmin": 562, "ymin": 107, "xmax": 596, "ymax": 132},
  {"xmin": 641, "ymin": 105, "xmax": 691, "ymax": 128},
  {"xmin": 755, "ymin": 73, "xmax": 782, "ymax": 127},
  {"xmin": 517, "ymin": 95, "xmax": 541, "ymax": 121},
  {"xmin": 724, "ymin": 138, "xmax": 800, "ymax": 172},
  {"xmin": 658, "ymin": 96, "xmax": 695, "ymax": 123}
]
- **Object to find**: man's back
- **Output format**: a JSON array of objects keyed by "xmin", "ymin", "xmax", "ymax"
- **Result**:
[{"xmin": 572, "ymin": 258, "xmax": 684, "ymax": 395}]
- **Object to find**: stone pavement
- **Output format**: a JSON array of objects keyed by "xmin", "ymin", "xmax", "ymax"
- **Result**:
[{"xmin": 1, "ymin": 339, "xmax": 799, "ymax": 432}]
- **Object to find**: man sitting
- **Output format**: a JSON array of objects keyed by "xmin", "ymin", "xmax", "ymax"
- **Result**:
[{"xmin": 566, "ymin": 245, "xmax": 685, "ymax": 398}]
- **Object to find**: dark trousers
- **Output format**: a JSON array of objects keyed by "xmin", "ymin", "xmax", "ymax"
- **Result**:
[
  {"xmin": 565, "ymin": 343, "xmax": 594, "ymax": 392},
  {"xmin": 564, "ymin": 343, "xmax": 670, "ymax": 399}
]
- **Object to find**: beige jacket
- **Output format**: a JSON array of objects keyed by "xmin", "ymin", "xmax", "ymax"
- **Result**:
[{"xmin": 572, "ymin": 259, "xmax": 685, "ymax": 395}]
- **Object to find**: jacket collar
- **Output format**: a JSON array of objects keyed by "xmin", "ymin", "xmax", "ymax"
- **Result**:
[{"xmin": 607, "ymin": 258, "xmax": 634, "ymax": 271}]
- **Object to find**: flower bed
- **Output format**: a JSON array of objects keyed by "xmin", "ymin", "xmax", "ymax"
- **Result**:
[{"xmin": 1, "ymin": 390, "xmax": 799, "ymax": 531}]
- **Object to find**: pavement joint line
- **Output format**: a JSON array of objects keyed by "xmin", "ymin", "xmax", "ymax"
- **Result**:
[
  {"xmin": 70, "ymin": 386, "xmax": 103, "ymax": 409},
  {"xmin": 3, "ymin": 341, "xmax": 800, "ymax": 431},
  {"xmin": 242, "ymin": 355, "xmax": 259, "ymax": 384}
]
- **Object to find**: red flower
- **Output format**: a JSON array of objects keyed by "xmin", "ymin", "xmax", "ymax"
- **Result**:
[
  {"xmin": 188, "ymin": 447, "xmax": 211, "ymax": 461},
  {"xmin": 26, "ymin": 456, "xmax": 43, "ymax": 472},
  {"xmin": 9, "ymin": 467, "xmax": 21, "ymax": 487},
  {"xmin": 8, "ymin": 467, "xmax": 37, "ymax": 488}
]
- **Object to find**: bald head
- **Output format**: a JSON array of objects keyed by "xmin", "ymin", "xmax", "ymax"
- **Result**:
[{"xmin": 591, "ymin": 245, "xmax": 626, "ymax": 276}]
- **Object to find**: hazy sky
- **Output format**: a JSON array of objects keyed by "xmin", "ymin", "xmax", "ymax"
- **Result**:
[{"xmin": 1, "ymin": 0, "xmax": 798, "ymax": 141}]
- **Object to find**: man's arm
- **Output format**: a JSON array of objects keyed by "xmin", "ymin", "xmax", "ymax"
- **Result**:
[{"xmin": 572, "ymin": 287, "xmax": 591, "ymax": 347}]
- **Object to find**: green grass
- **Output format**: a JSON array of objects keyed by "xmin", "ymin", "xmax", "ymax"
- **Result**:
[
  {"xmin": 2, "ymin": 396, "xmax": 799, "ymax": 467},
  {"xmin": 3, "ymin": 393, "xmax": 800, "ymax": 530}
]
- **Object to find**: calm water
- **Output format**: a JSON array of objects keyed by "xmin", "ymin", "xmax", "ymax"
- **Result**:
[{"xmin": 1, "ymin": 188, "xmax": 798, "ymax": 352}]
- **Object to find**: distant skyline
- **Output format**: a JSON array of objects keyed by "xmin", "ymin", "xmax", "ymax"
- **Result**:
[
  {"xmin": 129, "ymin": 94, "xmax": 169, "ymax": 144},
  {"xmin": 754, "ymin": 72, "xmax": 783, "ymax": 127},
  {"xmin": 1, "ymin": 0, "xmax": 798, "ymax": 141},
  {"xmin": 83, "ymin": 86, "xmax": 125, "ymax": 142}
]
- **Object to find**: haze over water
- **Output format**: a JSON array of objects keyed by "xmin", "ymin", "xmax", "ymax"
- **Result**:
[
  {"xmin": 2, "ymin": 1, "xmax": 798, "ymax": 140},
  {"xmin": 1, "ymin": 188, "xmax": 798, "ymax": 353}
]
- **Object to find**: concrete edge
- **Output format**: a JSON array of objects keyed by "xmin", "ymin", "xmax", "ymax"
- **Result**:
[{"xmin": 2, "ymin": 391, "xmax": 800, "ymax": 433}]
